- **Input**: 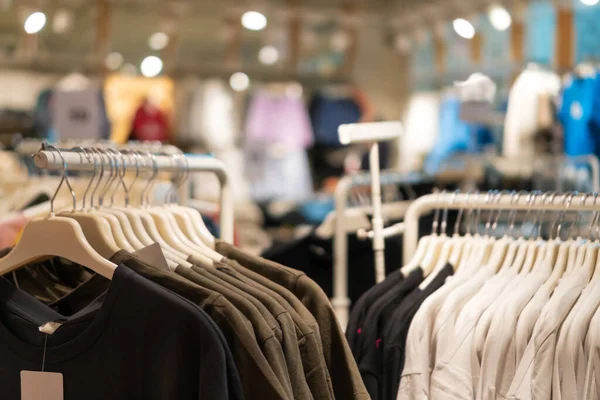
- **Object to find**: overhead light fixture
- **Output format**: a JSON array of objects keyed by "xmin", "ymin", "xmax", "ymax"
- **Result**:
[
  {"xmin": 488, "ymin": 5, "xmax": 512, "ymax": 31},
  {"xmin": 241, "ymin": 11, "xmax": 267, "ymax": 31},
  {"xmin": 140, "ymin": 56, "xmax": 163, "ymax": 78},
  {"xmin": 453, "ymin": 18, "xmax": 475, "ymax": 39},
  {"xmin": 24, "ymin": 11, "xmax": 46, "ymax": 34},
  {"xmin": 105, "ymin": 52, "xmax": 124, "ymax": 71},
  {"xmin": 149, "ymin": 32, "xmax": 169, "ymax": 50},
  {"xmin": 258, "ymin": 45, "xmax": 279, "ymax": 65},
  {"xmin": 581, "ymin": 0, "xmax": 599, "ymax": 5},
  {"xmin": 229, "ymin": 72, "xmax": 250, "ymax": 92},
  {"xmin": 122, "ymin": 63, "xmax": 137, "ymax": 76},
  {"xmin": 52, "ymin": 9, "xmax": 73, "ymax": 34}
]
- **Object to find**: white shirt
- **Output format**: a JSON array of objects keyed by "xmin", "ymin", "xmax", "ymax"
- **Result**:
[
  {"xmin": 553, "ymin": 277, "xmax": 600, "ymax": 399},
  {"xmin": 397, "ymin": 274, "xmax": 468, "ymax": 400},
  {"xmin": 507, "ymin": 269, "xmax": 589, "ymax": 400},
  {"xmin": 503, "ymin": 66, "xmax": 560, "ymax": 159},
  {"xmin": 477, "ymin": 270, "xmax": 549, "ymax": 400},
  {"xmin": 430, "ymin": 269, "xmax": 517, "ymax": 400},
  {"xmin": 583, "ymin": 308, "xmax": 600, "ymax": 400}
]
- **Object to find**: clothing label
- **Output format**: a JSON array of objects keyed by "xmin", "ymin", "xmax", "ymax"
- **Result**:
[
  {"xmin": 133, "ymin": 243, "xmax": 170, "ymax": 272},
  {"xmin": 21, "ymin": 371, "xmax": 63, "ymax": 400},
  {"xmin": 38, "ymin": 322, "xmax": 64, "ymax": 335}
]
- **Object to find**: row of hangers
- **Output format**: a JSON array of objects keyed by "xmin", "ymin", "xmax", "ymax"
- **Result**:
[
  {"xmin": 0, "ymin": 144, "xmax": 226, "ymax": 281},
  {"xmin": 403, "ymin": 190, "xmax": 600, "ymax": 290}
]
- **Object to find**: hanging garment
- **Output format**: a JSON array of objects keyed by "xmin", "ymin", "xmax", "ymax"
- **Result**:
[
  {"xmin": 559, "ymin": 75, "xmax": 600, "ymax": 157},
  {"xmin": 0, "ymin": 262, "xmax": 244, "ymax": 400},
  {"xmin": 503, "ymin": 67, "xmax": 561, "ymax": 159},
  {"xmin": 217, "ymin": 240, "xmax": 371, "ymax": 400},
  {"xmin": 130, "ymin": 100, "xmax": 170, "ymax": 142},
  {"xmin": 309, "ymin": 92, "xmax": 362, "ymax": 147}
]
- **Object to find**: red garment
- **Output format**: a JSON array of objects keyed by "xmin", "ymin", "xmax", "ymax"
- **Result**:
[{"xmin": 130, "ymin": 103, "xmax": 170, "ymax": 142}]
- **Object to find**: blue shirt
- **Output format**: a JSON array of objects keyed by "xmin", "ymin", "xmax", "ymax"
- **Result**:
[
  {"xmin": 559, "ymin": 75, "xmax": 598, "ymax": 157},
  {"xmin": 425, "ymin": 96, "xmax": 484, "ymax": 175}
]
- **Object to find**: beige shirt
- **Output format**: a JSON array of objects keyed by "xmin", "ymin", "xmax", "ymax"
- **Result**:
[
  {"xmin": 581, "ymin": 287, "xmax": 600, "ymax": 400},
  {"xmin": 552, "ymin": 278, "xmax": 600, "ymax": 400},
  {"xmin": 397, "ymin": 275, "xmax": 468, "ymax": 400},
  {"xmin": 477, "ymin": 270, "xmax": 548, "ymax": 400},
  {"xmin": 430, "ymin": 269, "xmax": 517, "ymax": 400},
  {"xmin": 507, "ymin": 269, "xmax": 589, "ymax": 400}
]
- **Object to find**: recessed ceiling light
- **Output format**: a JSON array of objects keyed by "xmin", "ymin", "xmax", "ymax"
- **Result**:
[
  {"xmin": 149, "ymin": 32, "xmax": 169, "ymax": 50},
  {"xmin": 140, "ymin": 56, "xmax": 163, "ymax": 77},
  {"xmin": 241, "ymin": 11, "xmax": 267, "ymax": 31},
  {"xmin": 258, "ymin": 45, "xmax": 279, "ymax": 65},
  {"xmin": 453, "ymin": 18, "xmax": 475, "ymax": 39},
  {"xmin": 488, "ymin": 5, "xmax": 512, "ymax": 31},
  {"xmin": 24, "ymin": 11, "xmax": 46, "ymax": 34},
  {"xmin": 229, "ymin": 72, "xmax": 250, "ymax": 92}
]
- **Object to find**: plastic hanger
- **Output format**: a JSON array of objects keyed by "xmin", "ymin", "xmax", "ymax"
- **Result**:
[
  {"xmin": 420, "ymin": 192, "xmax": 458, "ymax": 288},
  {"xmin": 58, "ymin": 147, "xmax": 121, "ymax": 258},
  {"xmin": 449, "ymin": 191, "xmax": 473, "ymax": 268},
  {"xmin": 544, "ymin": 193, "xmax": 576, "ymax": 289},
  {"xmin": 420, "ymin": 192, "xmax": 448, "ymax": 277},
  {"xmin": 507, "ymin": 192, "xmax": 535, "ymax": 273},
  {"xmin": 0, "ymin": 145, "xmax": 117, "ymax": 279},
  {"xmin": 167, "ymin": 153, "xmax": 216, "ymax": 248},
  {"xmin": 519, "ymin": 192, "xmax": 544, "ymax": 273}
]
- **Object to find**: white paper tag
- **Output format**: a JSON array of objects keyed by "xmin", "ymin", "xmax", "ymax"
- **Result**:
[
  {"xmin": 21, "ymin": 371, "xmax": 63, "ymax": 400},
  {"xmin": 133, "ymin": 243, "xmax": 170, "ymax": 272},
  {"xmin": 39, "ymin": 322, "xmax": 64, "ymax": 335}
]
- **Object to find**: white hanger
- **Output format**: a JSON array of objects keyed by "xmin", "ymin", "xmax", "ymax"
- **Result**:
[{"xmin": 0, "ymin": 145, "xmax": 117, "ymax": 279}]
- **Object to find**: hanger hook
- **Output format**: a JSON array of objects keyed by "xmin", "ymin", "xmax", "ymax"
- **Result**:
[
  {"xmin": 440, "ymin": 189, "xmax": 452, "ymax": 236},
  {"xmin": 484, "ymin": 190, "xmax": 500, "ymax": 236},
  {"xmin": 534, "ymin": 192, "xmax": 555, "ymax": 240},
  {"xmin": 73, "ymin": 146, "xmax": 96, "ymax": 211},
  {"xmin": 519, "ymin": 191, "xmax": 539, "ymax": 239},
  {"xmin": 141, "ymin": 151, "xmax": 158, "ymax": 206},
  {"xmin": 431, "ymin": 189, "xmax": 442, "ymax": 235},
  {"xmin": 571, "ymin": 192, "xmax": 590, "ymax": 239},
  {"xmin": 454, "ymin": 190, "xmax": 466, "ymax": 236},
  {"xmin": 507, "ymin": 191, "xmax": 522, "ymax": 238},
  {"xmin": 45, "ymin": 144, "xmax": 76, "ymax": 216},
  {"xmin": 105, "ymin": 148, "xmax": 126, "ymax": 206},
  {"xmin": 88, "ymin": 147, "xmax": 105, "ymax": 210},
  {"xmin": 556, "ymin": 192, "xmax": 576, "ymax": 240},
  {"xmin": 491, "ymin": 190, "xmax": 512, "ymax": 236},
  {"xmin": 588, "ymin": 193, "xmax": 599, "ymax": 240},
  {"xmin": 121, "ymin": 150, "xmax": 140, "ymax": 207}
]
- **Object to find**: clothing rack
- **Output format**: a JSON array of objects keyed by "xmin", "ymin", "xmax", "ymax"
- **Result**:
[
  {"xmin": 402, "ymin": 191, "xmax": 600, "ymax": 264},
  {"xmin": 332, "ymin": 121, "xmax": 403, "ymax": 328},
  {"xmin": 33, "ymin": 147, "xmax": 234, "ymax": 243}
]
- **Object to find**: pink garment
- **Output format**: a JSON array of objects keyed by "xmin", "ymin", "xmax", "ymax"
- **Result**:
[
  {"xmin": 245, "ymin": 91, "xmax": 314, "ymax": 150},
  {"xmin": 0, "ymin": 213, "xmax": 27, "ymax": 249}
]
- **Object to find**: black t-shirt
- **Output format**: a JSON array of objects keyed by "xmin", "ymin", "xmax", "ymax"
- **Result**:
[
  {"xmin": 355, "ymin": 267, "xmax": 424, "ymax": 400},
  {"xmin": 0, "ymin": 264, "xmax": 243, "ymax": 400},
  {"xmin": 346, "ymin": 269, "xmax": 404, "ymax": 355},
  {"xmin": 261, "ymin": 229, "xmax": 405, "ymax": 307},
  {"xmin": 381, "ymin": 263, "xmax": 454, "ymax": 400}
]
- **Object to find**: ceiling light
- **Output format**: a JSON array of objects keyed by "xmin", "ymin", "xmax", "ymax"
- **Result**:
[
  {"xmin": 24, "ymin": 11, "xmax": 46, "ymax": 34},
  {"xmin": 241, "ymin": 11, "xmax": 267, "ymax": 31},
  {"xmin": 140, "ymin": 56, "xmax": 163, "ymax": 78},
  {"xmin": 581, "ymin": 0, "xmax": 599, "ymax": 5},
  {"xmin": 258, "ymin": 45, "xmax": 279, "ymax": 65},
  {"xmin": 52, "ymin": 9, "xmax": 73, "ymax": 34},
  {"xmin": 229, "ymin": 72, "xmax": 250, "ymax": 92},
  {"xmin": 105, "ymin": 52, "xmax": 124, "ymax": 71},
  {"xmin": 149, "ymin": 32, "xmax": 169, "ymax": 50},
  {"xmin": 453, "ymin": 18, "xmax": 475, "ymax": 39},
  {"xmin": 488, "ymin": 5, "xmax": 512, "ymax": 31}
]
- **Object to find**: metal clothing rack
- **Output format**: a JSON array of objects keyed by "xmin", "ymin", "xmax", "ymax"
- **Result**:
[
  {"xmin": 402, "ymin": 191, "xmax": 600, "ymax": 265},
  {"xmin": 332, "ymin": 121, "xmax": 403, "ymax": 328},
  {"xmin": 33, "ymin": 147, "xmax": 234, "ymax": 243}
]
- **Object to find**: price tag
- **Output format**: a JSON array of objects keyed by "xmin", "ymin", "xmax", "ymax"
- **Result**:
[{"xmin": 21, "ymin": 371, "xmax": 63, "ymax": 400}]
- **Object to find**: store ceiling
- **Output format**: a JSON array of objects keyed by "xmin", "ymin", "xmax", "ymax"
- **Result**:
[{"xmin": 0, "ymin": 0, "xmax": 530, "ymax": 76}]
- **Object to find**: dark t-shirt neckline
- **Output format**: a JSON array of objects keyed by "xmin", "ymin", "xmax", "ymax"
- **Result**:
[{"xmin": 0, "ymin": 264, "xmax": 125, "ymax": 364}]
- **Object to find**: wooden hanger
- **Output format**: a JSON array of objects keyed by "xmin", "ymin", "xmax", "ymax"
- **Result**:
[{"xmin": 0, "ymin": 145, "xmax": 117, "ymax": 279}]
